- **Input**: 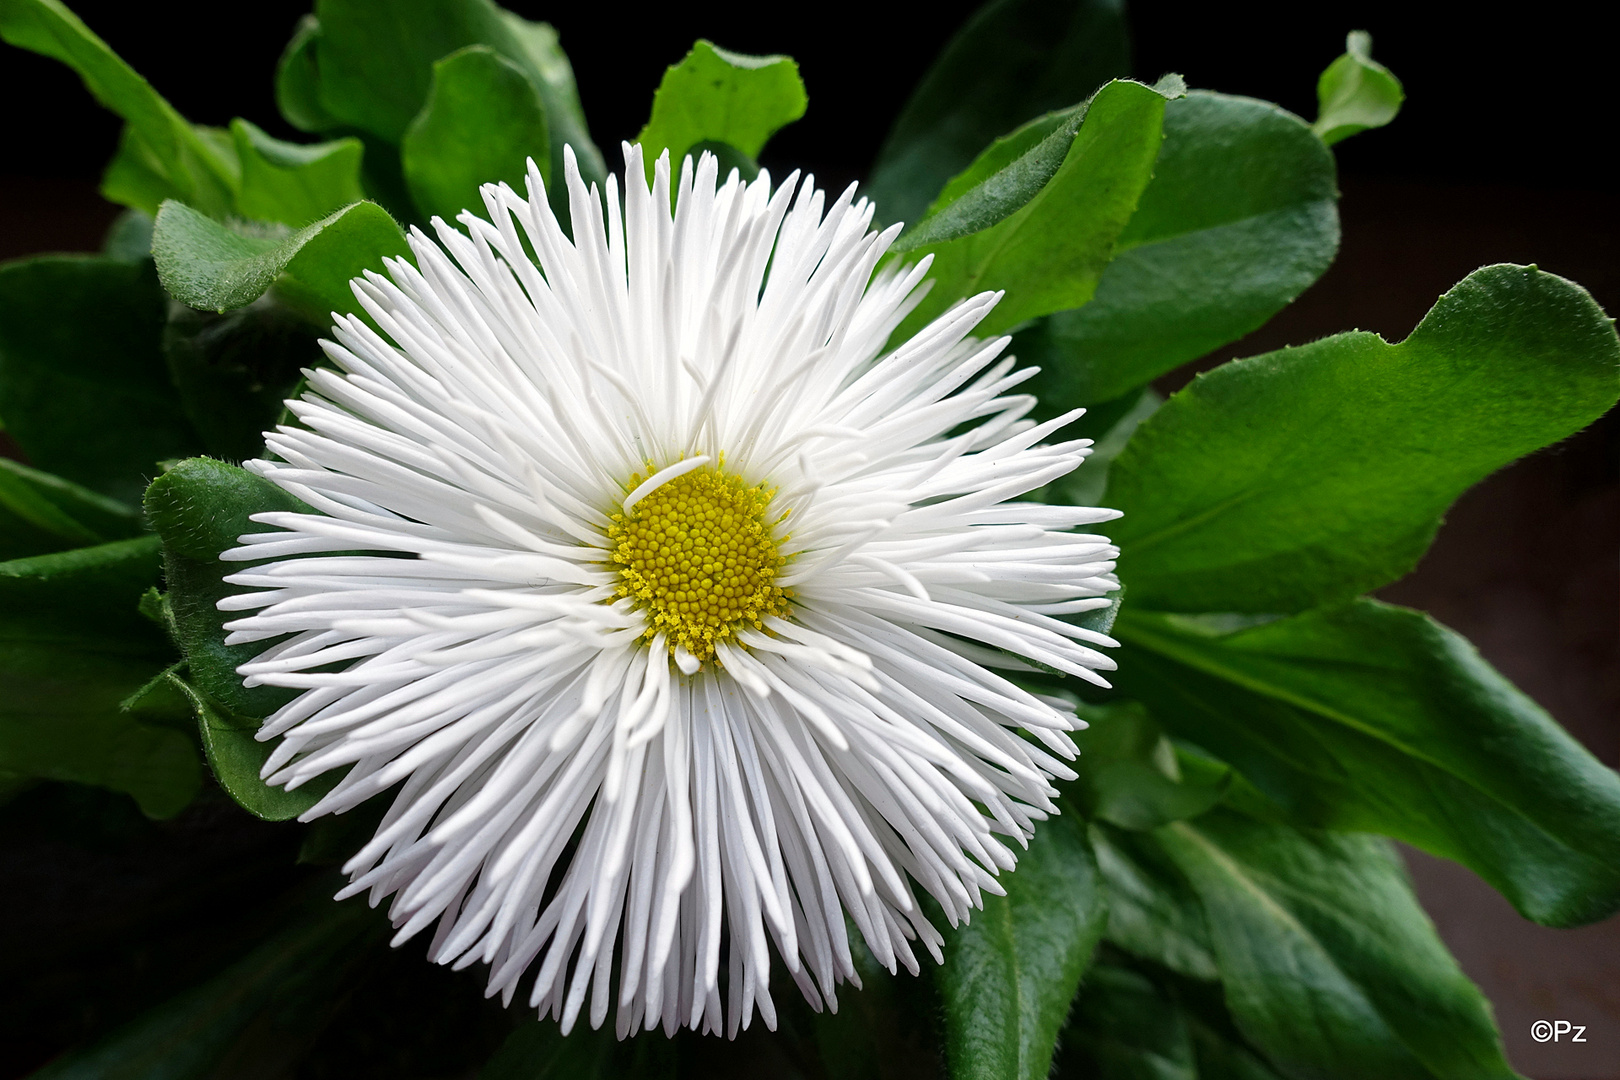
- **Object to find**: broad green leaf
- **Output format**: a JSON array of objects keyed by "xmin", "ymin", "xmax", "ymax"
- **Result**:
[
  {"xmin": 232, "ymin": 119, "xmax": 367, "ymax": 227},
  {"xmin": 1155, "ymin": 811, "xmax": 1516, "ymax": 1079},
  {"xmin": 31, "ymin": 884, "xmax": 385, "ymax": 1080},
  {"xmin": 1106, "ymin": 264, "xmax": 1620, "ymax": 613},
  {"xmin": 403, "ymin": 45, "xmax": 550, "ymax": 224},
  {"xmin": 1014, "ymin": 91, "xmax": 1339, "ymax": 408},
  {"xmin": 0, "ymin": 255, "xmax": 200, "ymax": 504},
  {"xmin": 0, "ymin": 538, "xmax": 200, "ymax": 818},
  {"xmin": 276, "ymin": 14, "xmax": 343, "ymax": 133},
  {"xmin": 893, "ymin": 78, "xmax": 1172, "ymax": 340},
  {"xmin": 1069, "ymin": 701, "xmax": 1228, "ymax": 830},
  {"xmin": 935, "ymin": 813, "xmax": 1105, "ymax": 1080},
  {"xmin": 145, "ymin": 457, "xmax": 306, "ymax": 719},
  {"xmin": 0, "ymin": 458, "xmax": 144, "ymax": 560},
  {"xmin": 892, "ymin": 104, "xmax": 1087, "ymax": 254},
  {"xmin": 151, "ymin": 198, "xmax": 410, "ymax": 323},
  {"xmin": 867, "ymin": 0, "xmax": 1130, "ymax": 229},
  {"xmin": 1090, "ymin": 822, "xmax": 1217, "ymax": 980},
  {"xmin": 0, "ymin": 0, "xmax": 237, "ymax": 218},
  {"xmin": 312, "ymin": 0, "xmax": 604, "ymax": 194},
  {"xmin": 167, "ymin": 672, "xmax": 336, "ymax": 821},
  {"xmin": 1115, "ymin": 599, "xmax": 1620, "ymax": 927},
  {"xmin": 1059, "ymin": 960, "xmax": 1198, "ymax": 1080},
  {"xmin": 1314, "ymin": 31, "xmax": 1403, "ymax": 146},
  {"xmin": 633, "ymin": 40, "xmax": 806, "ymax": 179},
  {"xmin": 480, "ymin": 1021, "xmax": 676, "ymax": 1080},
  {"xmin": 163, "ymin": 296, "xmax": 322, "ymax": 462}
]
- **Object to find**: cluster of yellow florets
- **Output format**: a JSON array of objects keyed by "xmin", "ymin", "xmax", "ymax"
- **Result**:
[{"xmin": 607, "ymin": 463, "xmax": 790, "ymax": 663}]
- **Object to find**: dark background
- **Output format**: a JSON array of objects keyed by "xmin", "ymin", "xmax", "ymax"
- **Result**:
[{"xmin": 2, "ymin": 2, "xmax": 1616, "ymax": 1077}]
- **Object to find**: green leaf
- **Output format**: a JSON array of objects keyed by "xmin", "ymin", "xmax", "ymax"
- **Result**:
[
  {"xmin": 1106, "ymin": 264, "xmax": 1620, "ymax": 613},
  {"xmin": 633, "ymin": 40, "xmax": 806, "ymax": 179},
  {"xmin": 892, "ymin": 104, "xmax": 1087, "ymax": 253},
  {"xmin": 0, "ymin": 0, "xmax": 237, "ymax": 218},
  {"xmin": 403, "ymin": 45, "xmax": 550, "ymax": 225},
  {"xmin": 934, "ymin": 813, "xmax": 1105, "ymax": 1080},
  {"xmin": 0, "ymin": 255, "xmax": 200, "ymax": 504},
  {"xmin": 162, "ymin": 296, "xmax": 322, "ymax": 462},
  {"xmin": 151, "ymin": 198, "xmax": 410, "ymax": 323},
  {"xmin": 1115, "ymin": 599, "xmax": 1620, "ymax": 927},
  {"xmin": 1314, "ymin": 31, "xmax": 1403, "ymax": 146},
  {"xmin": 312, "ymin": 0, "xmax": 604, "ymax": 196},
  {"xmin": 1090, "ymin": 822, "xmax": 1218, "ymax": 980},
  {"xmin": 1069, "ymin": 701, "xmax": 1228, "ymax": 830},
  {"xmin": 1155, "ymin": 811, "xmax": 1517, "ymax": 1079},
  {"xmin": 167, "ymin": 671, "xmax": 337, "ymax": 821},
  {"xmin": 0, "ymin": 457, "xmax": 144, "ymax": 560},
  {"xmin": 866, "ymin": 0, "xmax": 1130, "ymax": 229},
  {"xmin": 1040, "ymin": 386, "xmax": 1158, "ymax": 510},
  {"xmin": 0, "ymin": 538, "xmax": 200, "ymax": 818},
  {"xmin": 892, "ymin": 78, "xmax": 1173, "ymax": 340},
  {"xmin": 479, "ymin": 1021, "xmax": 676, "ymax": 1080},
  {"xmin": 145, "ymin": 457, "xmax": 307, "ymax": 719},
  {"xmin": 1014, "ymin": 91, "xmax": 1339, "ymax": 408},
  {"xmin": 1060, "ymin": 959, "xmax": 1199, "ymax": 1080},
  {"xmin": 276, "ymin": 14, "xmax": 343, "ymax": 133},
  {"xmin": 103, "ymin": 208, "xmax": 154, "ymax": 262},
  {"xmin": 30, "ymin": 883, "xmax": 385, "ymax": 1080},
  {"xmin": 232, "ymin": 119, "xmax": 367, "ymax": 227}
]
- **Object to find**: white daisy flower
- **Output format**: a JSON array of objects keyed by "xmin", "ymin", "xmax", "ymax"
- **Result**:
[{"xmin": 217, "ymin": 143, "xmax": 1121, "ymax": 1039}]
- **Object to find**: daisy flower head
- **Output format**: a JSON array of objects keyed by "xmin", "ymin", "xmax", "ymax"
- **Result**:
[{"xmin": 218, "ymin": 143, "xmax": 1122, "ymax": 1038}]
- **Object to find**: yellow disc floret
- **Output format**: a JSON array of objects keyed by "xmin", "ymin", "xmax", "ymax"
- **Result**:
[{"xmin": 607, "ymin": 463, "xmax": 790, "ymax": 663}]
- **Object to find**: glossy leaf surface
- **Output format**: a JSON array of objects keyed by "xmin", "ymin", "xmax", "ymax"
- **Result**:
[
  {"xmin": 1015, "ymin": 91, "xmax": 1338, "ymax": 407},
  {"xmin": 634, "ymin": 40, "xmax": 806, "ymax": 178},
  {"xmin": 1117, "ymin": 600, "xmax": 1620, "ymax": 927},
  {"xmin": 1106, "ymin": 264, "xmax": 1620, "ymax": 613},
  {"xmin": 403, "ymin": 45, "xmax": 550, "ymax": 224}
]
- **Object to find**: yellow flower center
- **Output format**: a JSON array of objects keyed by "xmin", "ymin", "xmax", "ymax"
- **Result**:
[{"xmin": 607, "ymin": 464, "xmax": 790, "ymax": 663}]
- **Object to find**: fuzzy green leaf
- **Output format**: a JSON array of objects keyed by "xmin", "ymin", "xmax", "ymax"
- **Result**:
[
  {"xmin": 0, "ymin": 0, "xmax": 239, "ymax": 217},
  {"xmin": 1155, "ymin": 811, "xmax": 1516, "ymax": 1079},
  {"xmin": 1106, "ymin": 264, "xmax": 1620, "ymax": 613},
  {"xmin": 167, "ymin": 672, "xmax": 337, "ymax": 821},
  {"xmin": 634, "ymin": 40, "xmax": 806, "ymax": 178},
  {"xmin": 403, "ymin": 45, "xmax": 550, "ymax": 224},
  {"xmin": 867, "ymin": 0, "xmax": 1129, "ymax": 229},
  {"xmin": 894, "ymin": 77, "xmax": 1174, "ymax": 340},
  {"xmin": 162, "ymin": 297, "xmax": 324, "ymax": 462},
  {"xmin": 0, "ymin": 538, "xmax": 200, "ymax": 818},
  {"xmin": 312, "ymin": 0, "xmax": 603, "ymax": 196},
  {"xmin": 1061, "ymin": 960, "xmax": 1200, "ymax": 1079},
  {"xmin": 144, "ymin": 458, "xmax": 306, "ymax": 719},
  {"xmin": 934, "ymin": 813, "xmax": 1105, "ymax": 1080},
  {"xmin": 1314, "ymin": 31, "xmax": 1403, "ymax": 146},
  {"xmin": 1014, "ymin": 91, "xmax": 1339, "ymax": 408},
  {"xmin": 0, "ymin": 255, "xmax": 201, "ymax": 504},
  {"xmin": 152, "ymin": 198, "xmax": 410, "ymax": 323},
  {"xmin": 232, "ymin": 119, "xmax": 367, "ymax": 227},
  {"xmin": 1115, "ymin": 599, "xmax": 1620, "ymax": 927}
]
